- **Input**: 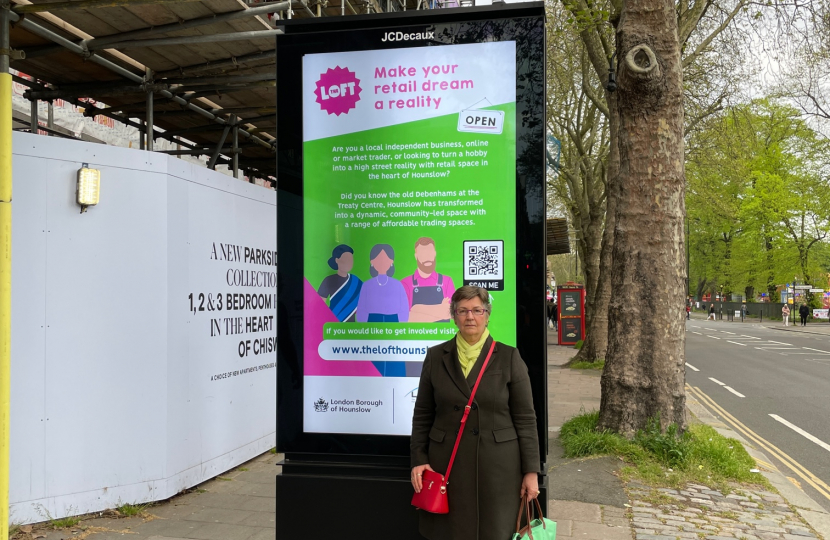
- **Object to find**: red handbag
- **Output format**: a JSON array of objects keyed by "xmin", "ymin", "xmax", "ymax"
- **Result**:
[{"xmin": 411, "ymin": 341, "xmax": 496, "ymax": 514}]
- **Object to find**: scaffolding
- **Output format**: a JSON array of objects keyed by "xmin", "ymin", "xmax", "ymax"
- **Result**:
[{"xmin": 0, "ymin": 0, "xmax": 433, "ymax": 184}]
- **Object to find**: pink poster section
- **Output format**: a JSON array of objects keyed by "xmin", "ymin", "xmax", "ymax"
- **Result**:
[{"xmin": 303, "ymin": 278, "xmax": 381, "ymax": 376}]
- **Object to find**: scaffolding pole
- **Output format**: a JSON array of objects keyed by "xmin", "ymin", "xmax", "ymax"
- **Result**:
[
  {"xmin": 29, "ymin": 98, "xmax": 38, "ymax": 134},
  {"xmin": 93, "ymin": 29, "xmax": 283, "ymax": 51},
  {"xmin": 208, "ymin": 123, "xmax": 232, "ymax": 170},
  {"xmin": 146, "ymin": 68, "xmax": 154, "ymax": 151},
  {"xmin": 154, "ymin": 50, "xmax": 276, "ymax": 79},
  {"xmin": 0, "ymin": 2, "xmax": 11, "ymax": 540},
  {"xmin": 232, "ymin": 118, "xmax": 239, "ymax": 179},
  {"xmin": 12, "ymin": 0, "xmax": 203, "ymax": 13}
]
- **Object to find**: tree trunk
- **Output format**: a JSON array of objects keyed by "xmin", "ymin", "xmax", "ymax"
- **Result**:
[
  {"xmin": 575, "ymin": 92, "xmax": 620, "ymax": 363},
  {"xmin": 695, "ymin": 278, "xmax": 706, "ymax": 300},
  {"xmin": 765, "ymin": 234, "xmax": 776, "ymax": 299},
  {"xmin": 598, "ymin": 0, "xmax": 687, "ymax": 436},
  {"xmin": 579, "ymin": 215, "xmax": 603, "ymax": 322}
]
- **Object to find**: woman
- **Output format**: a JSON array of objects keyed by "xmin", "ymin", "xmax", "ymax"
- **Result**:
[
  {"xmin": 799, "ymin": 303, "xmax": 809, "ymax": 326},
  {"xmin": 708, "ymin": 303, "xmax": 716, "ymax": 321},
  {"xmin": 782, "ymin": 304, "xmax": 790, "ymax": 327},
  {"xmin": 410, "ymin": 286, "xmax": 540, "ymax": 540},
  {"xmin": 356, "ymin": 243, "xmax": 409, "ymax": 323},
  {"xmin": 317, "ymin": 244, "xmax": 362, "ymax": 322}
]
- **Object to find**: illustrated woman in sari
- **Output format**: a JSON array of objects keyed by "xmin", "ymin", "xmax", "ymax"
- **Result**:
[
  {"xmin": 356, "ymin": 244, "xmax": 409, "ymax": 323},
  {"xmin": 317, "ymin": 244, "xmax": 362, "ymax": 322}
]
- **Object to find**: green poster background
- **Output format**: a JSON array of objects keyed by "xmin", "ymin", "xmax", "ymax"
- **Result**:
[{"xmin": 304, "ymin": 104, "xmax": 517, "ymax": 347}]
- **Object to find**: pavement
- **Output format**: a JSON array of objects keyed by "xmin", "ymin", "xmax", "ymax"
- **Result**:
[
  {"xmin": 546, "ymin": 327, "xmax": 830, "ymax": 540},
  {"xmin": 12, "ymin": 327, "xmax": 829, "ymax": 540},
  {"xmin": 690, "ymin": 310, "xmax": 830, "ymax": 336},
  {"xmin": 12, "ymin": 453, "xmax": 281, "ymax": 540}
]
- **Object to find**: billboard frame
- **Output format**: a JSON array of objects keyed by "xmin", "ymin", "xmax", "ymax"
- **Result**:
[{"xmin": 275, "ymin": 1, "xmax": 547, "ymax": 462}]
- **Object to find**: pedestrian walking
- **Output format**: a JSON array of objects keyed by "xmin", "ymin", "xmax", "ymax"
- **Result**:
[
  {"xmin": 799, "ymin": 303, "xmax": 809, "ymax": 326},
  {"xmin": 546, "ymin": 295, "xmax": 555, "ymax": 329},
  {"xmin": 552, "ymin": 301, "xmax": 558, "ymax": 330},
  {"xmin": 708, "ymin": 303, "xmax": 716, "ymax": 321},
  {"xmin": 782, "ymin": 304, "xmax": 790, "ymax": 327},
  {"xmin": 410, "ymin": 286, "xmax": 540, "ymax": 540},
  {"xmin": 686, "ymin": 305, "xmax": 691, "ymax": 320}
]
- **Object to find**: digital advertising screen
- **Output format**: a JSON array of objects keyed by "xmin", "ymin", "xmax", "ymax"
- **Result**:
[
  {"xmin": 276, "ymin": 5, "xmax": 546, "ymax": 456},
  {"xmin": 302, "ymin": 41, "xmax": 518, "ymax": 436}
]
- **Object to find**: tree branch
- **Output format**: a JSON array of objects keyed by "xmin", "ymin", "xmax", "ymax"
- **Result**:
[{"xmin": 682, "ymin": 0, "xmax": 747, "ymax": 69}]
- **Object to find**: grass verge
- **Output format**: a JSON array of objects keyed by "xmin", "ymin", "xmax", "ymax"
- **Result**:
[
  {"xmin": 559, "ymin": 411, "xmax": 769, "ymax": 492},
  {"xmin": 570, "ymin": 360, "xmax": 605, "ymax": 370}
]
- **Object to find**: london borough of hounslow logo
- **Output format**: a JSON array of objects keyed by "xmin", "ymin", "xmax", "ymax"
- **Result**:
[
  {"xmin": 314, "ymin": 397, "xmax": 328, "ymax": 412},
  {"xmin": 314, "ymin": 66, "xmax": 362, "ymax": 116}
]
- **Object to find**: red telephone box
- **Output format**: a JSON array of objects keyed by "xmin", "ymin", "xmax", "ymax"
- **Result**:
[{"xmin": 557, "ymin": 284, "xmax": 585, "ymax": 346}]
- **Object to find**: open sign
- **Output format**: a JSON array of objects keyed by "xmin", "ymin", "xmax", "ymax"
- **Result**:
[{"xmin": 457, "ymin": 109, "xmax": 504, "ymax": 134}]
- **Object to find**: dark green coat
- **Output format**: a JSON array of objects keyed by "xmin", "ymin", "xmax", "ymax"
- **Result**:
[{"xmin": 411, "ymin": 336, "xmax": 540, "ymax": 540}]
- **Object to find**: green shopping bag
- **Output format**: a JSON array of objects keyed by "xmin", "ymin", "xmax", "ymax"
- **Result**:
[{"xmin": 512, "ymin": 497, "xmax": 556, "ymax": 540}]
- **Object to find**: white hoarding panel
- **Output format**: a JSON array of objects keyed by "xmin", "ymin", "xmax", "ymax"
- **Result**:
[
  {"xmin": 10, "ymin": 132, "xmax": 276, "ymax": 524},
  {"xmin": 9, "ymin": 154, "xmax": 48, "ymax": 507}
]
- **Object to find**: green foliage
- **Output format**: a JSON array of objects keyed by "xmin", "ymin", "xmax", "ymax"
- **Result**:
[
  {"xmin": 34, "ymin": 505, "xmax": 82, "ymax": 530},
  {"xmin": 559, "ymin": 412, "xmax": 769, "ymax": 489},
  {"xmin": 570, "ymin": 359, "xmax": 605, "ymax": 370},
  {"xmin": 633, "ymin": 416, "xmax": 692, "ymax": 468},
  {"xmin": 49, "ymin": 516, "xmax": 81, "ymax": 529},
  {"xmin": 574, "ymin": 339, "xmax": 584, "ymax": 350},
  {"xmin": 116, "ymin": 502, "xmax": 150, "ymax": 517},
  {"xmin": 687, "ymin": 99, "xmax": 830, "ymax": 300}
]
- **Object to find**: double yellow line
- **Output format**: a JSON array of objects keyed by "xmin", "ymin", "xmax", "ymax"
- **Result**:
[{"xmin": 686, "ymin": 385, "xmax": 830, "ymax": 502}]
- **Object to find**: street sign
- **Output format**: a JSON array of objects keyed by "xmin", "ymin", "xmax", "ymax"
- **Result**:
[
  {"xmin": 809, "ymin": 288, "xmax": 824, "ymax": 293},
  {"xmin": 794, "ymin": 285, "xmax": 812, "ymax": 289}
]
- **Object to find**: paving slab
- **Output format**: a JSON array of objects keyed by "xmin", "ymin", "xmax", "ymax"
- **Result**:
[{"xmin": 11, "ymin": 451, "xmax": 280, "ymax": 540}]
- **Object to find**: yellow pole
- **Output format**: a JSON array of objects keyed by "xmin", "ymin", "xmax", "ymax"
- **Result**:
[{"xmin": 0, "ymin": 1, "xmax": 12, "ymax": 538}]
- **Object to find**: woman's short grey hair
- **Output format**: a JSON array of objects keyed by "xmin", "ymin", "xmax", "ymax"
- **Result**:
[{"xmin": 450, "ymin": 286, "xmax": 491, "ymax": 317}]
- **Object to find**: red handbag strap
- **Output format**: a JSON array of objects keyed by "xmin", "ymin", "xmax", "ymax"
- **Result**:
[{"xmin": 444, "ymin": 340, "xmax": 496, "ymax": 484}]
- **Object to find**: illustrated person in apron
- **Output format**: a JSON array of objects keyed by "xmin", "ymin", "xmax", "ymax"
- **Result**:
[{"xmin": 402, "ymin": 237, "xmax": 456, "ymax": 323}]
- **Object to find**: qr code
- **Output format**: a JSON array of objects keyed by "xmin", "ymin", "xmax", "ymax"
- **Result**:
[{"xmin": 463, "ymin": 240, "xmax": 504, "ymax": 280}]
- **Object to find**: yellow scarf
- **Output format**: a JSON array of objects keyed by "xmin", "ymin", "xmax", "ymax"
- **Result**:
[{"xmin": 456, "ymin": 328, "xmax": 490, "ymax": 377}]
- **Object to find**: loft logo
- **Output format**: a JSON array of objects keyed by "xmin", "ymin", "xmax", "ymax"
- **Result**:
[
  {"xmin": 314, "ymin": 66, "xmax": 362, "ymax": 116},
  {"xmin": 457, "ymin": 109, "xmax": 505, "ymax": 135},
  {"xmin": 313, "ymin": 397, "xmax": 329, "ymax": 412},
  {"xmin": 381, "ymin": 30, "xmax": 435, "ymax": 42}
]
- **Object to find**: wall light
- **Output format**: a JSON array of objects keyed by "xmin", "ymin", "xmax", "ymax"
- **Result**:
[{"xmin": 77, "ymin": 163, "xmax": 100, "ymax": 214}]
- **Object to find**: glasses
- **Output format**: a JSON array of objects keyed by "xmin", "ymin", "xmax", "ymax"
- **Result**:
[{"xmin": 455, "ymin": 308, "xmax": 489, "ymax": 317}]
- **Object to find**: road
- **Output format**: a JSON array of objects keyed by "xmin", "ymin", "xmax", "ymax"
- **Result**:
[{"xmin": 685, "ymin": 318, "xmax": 830, "ymax": 512}]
